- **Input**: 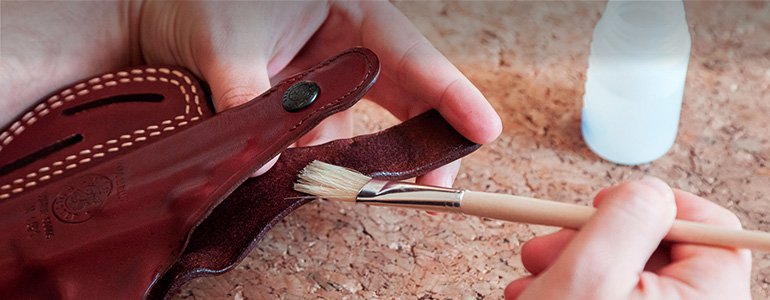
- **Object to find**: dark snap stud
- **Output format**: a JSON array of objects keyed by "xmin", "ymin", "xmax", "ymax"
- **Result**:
[{"xmin": 282, "ymin": 81, "xmax": 320, "ymax": 112}]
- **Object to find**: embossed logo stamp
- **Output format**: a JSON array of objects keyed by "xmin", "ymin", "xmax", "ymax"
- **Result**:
[{"xmin": 52, "ymin": 174, "xmax": 113, "ymax": 223}]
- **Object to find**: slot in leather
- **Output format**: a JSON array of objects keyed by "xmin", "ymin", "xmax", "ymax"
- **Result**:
[{"xmin": 0, "ymin": 48, "xmax": 381, "ymax": 299}]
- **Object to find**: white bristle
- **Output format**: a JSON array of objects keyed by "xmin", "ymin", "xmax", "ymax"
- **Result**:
[{"xmin": 294, "ymin": 160, "xmax": 372, "ymax": 201}]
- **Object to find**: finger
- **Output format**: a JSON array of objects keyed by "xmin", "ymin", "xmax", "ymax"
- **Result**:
[
  {"xmin": 417, "ymin": 160, "xmax": 460, "ymax": 215},
  {"xmin": 657, "ymin": 190, "xmax": 752, "ymax": 297},
  {"xmin": 668, "ymin": 190, "xmax": 750, "ymax": 261},
  {"xmin": 591, "ymin": 186, "xmax": 616, "ymax": 208},
  {"xmin": 295, "ymin": 109, "xmax": 353, "ymax": 147},
  {"xmin": 532, "ymin": 177, "xmax": 676, "ymax": 298},
  {"xmin": 197, "ymin": 57, "xmax": 280, "ymax": 179},
  {"xmin": 504, "ymin": 276, "xmax": 536, "ymax": 300},
  {"xmin": 415, "ymin": 159, "xmax": 461, "ymax": 188},
  {"xmin": 358, "ymin": 3, "xmax": 502, "ymax": 144},
  {"xmin": 671, "ymin": 189, "xmax": 742, "ymax": 227},
  {"xmin": 200, "ymin": 62, "xmax": 272, "ymax": 112},
  {"xmin": 520, "ymin": 229, "xmax": 577, "ymax": 275},
  {"xmin": 367, "ymin": 74, "xmax": 432, "ymax": 120},
  {"xmin": 251, "ymin": 154, "xmax": 280, "ymax": 177}
]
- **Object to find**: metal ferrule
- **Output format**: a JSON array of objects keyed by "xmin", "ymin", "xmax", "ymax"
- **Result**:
[{"xmin": 356, "ymin": 179, "xmax": 465, "ymax": 213}]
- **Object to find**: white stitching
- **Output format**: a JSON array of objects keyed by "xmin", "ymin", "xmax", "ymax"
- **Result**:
[{"xmin": 1, "ymin": 67, "xmax": 204, "ymax": 195}]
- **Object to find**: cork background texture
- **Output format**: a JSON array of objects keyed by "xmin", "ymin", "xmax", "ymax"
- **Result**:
[{"xmin": 175, "ymin": 2, "xmax": 770, "ymax": 299}]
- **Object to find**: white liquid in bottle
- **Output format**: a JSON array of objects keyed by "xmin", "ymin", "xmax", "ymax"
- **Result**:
[{"xmin": 581, "ymin": 0, "xmax": 691, "ymax": 165}]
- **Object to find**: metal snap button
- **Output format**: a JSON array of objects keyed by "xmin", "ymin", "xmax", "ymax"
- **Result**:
[{"xmin": 282, "ymin": 81, "xmax": 320, "ymax": 112}]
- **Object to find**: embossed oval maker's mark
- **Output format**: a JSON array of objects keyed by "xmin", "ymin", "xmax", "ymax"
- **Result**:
[{"xmin": 52, "ymin": 174, "xmax": 112, "ymax": 223}]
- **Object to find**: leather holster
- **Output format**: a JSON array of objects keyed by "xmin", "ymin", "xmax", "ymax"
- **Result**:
[{"xmin": 0, "ymin": 48, "xmax": 480, "ymax": 299}]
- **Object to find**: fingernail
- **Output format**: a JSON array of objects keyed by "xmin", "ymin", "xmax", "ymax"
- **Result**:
[{"xmin": 638, "ymin": 176, "xmax": 674, "ymax": 202}]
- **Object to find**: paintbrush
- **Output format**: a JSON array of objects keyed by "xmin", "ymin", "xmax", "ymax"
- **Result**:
[{"xmin": 294, "ymin": 160, "xmax": 770, "ymax": 252}]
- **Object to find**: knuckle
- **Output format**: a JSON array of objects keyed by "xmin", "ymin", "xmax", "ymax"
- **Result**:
[
  {"xmin": 215, "ymin": 86, "xmax": 256, "ymax": 110},
  {"xmin": 608, "ymin": 181, "xmax": 676, "ymax": 224}
]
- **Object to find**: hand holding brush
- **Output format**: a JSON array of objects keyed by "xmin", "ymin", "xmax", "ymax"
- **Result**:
[{"xmin": 294, "ymin": 160, "xmax": 770, "ymax": 252}]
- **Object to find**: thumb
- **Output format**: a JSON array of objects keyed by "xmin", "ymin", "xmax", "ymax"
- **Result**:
[
  {"xmin": 202, "ymin": 62, "xmax": 278, "ymax": 176},
  {"xmin": 203, "ymin": 62, "xmax": 272, "ymax": 111},
  {"xmin": 524, "ymin": 177, "xmax": 676, "ymax": 299}
]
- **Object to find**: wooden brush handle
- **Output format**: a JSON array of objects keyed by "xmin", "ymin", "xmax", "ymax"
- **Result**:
[{"xmin": 460, "ymin": 191, "xmax": 770, "ymax": 252}]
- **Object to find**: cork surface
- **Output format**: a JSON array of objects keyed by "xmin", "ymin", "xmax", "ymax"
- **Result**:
[{"xmin": 175, "ymin": 2, "xmax": 770, "ymax": 299}]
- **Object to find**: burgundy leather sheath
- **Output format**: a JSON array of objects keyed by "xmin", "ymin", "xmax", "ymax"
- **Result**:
[{"xmin": 0, "ymin": 48, "xmax": 480, "ymax": 299}]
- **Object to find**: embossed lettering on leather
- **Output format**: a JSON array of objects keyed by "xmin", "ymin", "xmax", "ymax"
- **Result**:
[{"xmin": 0, "ymin": 48, "xmax": 380, "ymax": 299}]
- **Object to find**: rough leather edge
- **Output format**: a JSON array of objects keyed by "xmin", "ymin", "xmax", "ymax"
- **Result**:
[
  {"xmin": 155, "ymin": 110, "xmax": 480, "ymax": 299},
  {"xmin": 147, "ymin": 48, "xmax": 381, "ymax": 298}
]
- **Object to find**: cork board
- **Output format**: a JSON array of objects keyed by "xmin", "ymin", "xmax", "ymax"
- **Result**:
[{"xmin": 174, "ymin": 2, "xmax": 770, "ymax": 299}]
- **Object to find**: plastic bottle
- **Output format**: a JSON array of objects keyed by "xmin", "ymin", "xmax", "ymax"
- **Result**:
[{"xmin": 581, "ymin": 0, "xmax": 691, "ymax": 165}]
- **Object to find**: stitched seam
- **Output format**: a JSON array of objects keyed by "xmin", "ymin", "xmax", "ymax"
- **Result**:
[
  {"xmin": 0, "ymin": 67, "xmax": 203, "ymax": 199},
  {"xmin": 1, "ymin": 49, "xmax": 372, "ymax": 199}
]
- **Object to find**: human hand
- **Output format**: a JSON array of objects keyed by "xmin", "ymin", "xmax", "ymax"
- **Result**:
[
  {"xmin": 139, "ymin": 1, "xmax": 502, "ymax": 181},
  {"xmin": 1, "ymin": 1, "xmax": 501, "ymax": 184},
  {"xmin": 505, "ymin": 177, "xmax": 752, "ymax": 299}
]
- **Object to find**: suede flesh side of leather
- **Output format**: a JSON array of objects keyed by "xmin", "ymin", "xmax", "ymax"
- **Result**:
[
  {"xmin": 0, "ymin": 48, "xmax": 480, "ymax": 299},
  {"xmin": 0, "ymin": 48, "xmax": 381, "ymax": 299}
]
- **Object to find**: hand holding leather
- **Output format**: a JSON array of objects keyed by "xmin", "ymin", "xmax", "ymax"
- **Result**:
[
  {"xmin": 140, "ymin": 1, "xmax": 502, "ymax": 183},
  {"xmin": 0, "ymin": 48, "xmax": 380, "ymax": 299},
  {"xmin": 0, "ymin": 48, "xmax": 482, "ymax": 299}
]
